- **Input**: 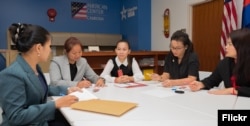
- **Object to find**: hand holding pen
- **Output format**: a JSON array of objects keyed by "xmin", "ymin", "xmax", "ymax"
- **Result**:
[{"xmin": 77, "ymin": 77, "xmax": 92, "ymax": 88}]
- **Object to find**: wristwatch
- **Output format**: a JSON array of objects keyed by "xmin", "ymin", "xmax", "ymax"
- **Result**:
[{"xmin": 99, "ymin": 77, "xmax": 106, "ymax": 83}]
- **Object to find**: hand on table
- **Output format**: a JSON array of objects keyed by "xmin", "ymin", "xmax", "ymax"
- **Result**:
[
  {"xmin": 208, "ymin": 88, "xmax": 235, "ymax": 95},
  {"xmin": 189, "ymin": 81, "xmax": 204, "ymax": 91},
  {"xmin": 55, "ymin": 95, "xmax": 79, "ymax": 108},
  {"xmin": 115, "ymin": 75, "xmax": 132, "ymax": 83},
  {"xmin": 150, "ymin": 73, "xmax": 161, "ymax": 81}
]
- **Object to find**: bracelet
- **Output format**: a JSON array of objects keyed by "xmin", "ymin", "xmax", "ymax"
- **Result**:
[{"xmin": 232, "ymin": 87, "xmax": 236, "ymax": 95}]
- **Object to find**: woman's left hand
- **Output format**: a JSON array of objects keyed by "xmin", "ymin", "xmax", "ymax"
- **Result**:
[
  {"xmin": 95, "ymin": 78, "xmax": 105, "ymax": 87},
  {"xmin": 208, "ymin": 88, "xmax": 234, "ymax": 95}
]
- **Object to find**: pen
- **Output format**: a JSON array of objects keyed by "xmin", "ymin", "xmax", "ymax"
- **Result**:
[
  {"xmin": 59, "ymin": 93, "xmax": 65, "ymax": 96},
  {"xmin": 171, "ymin": 86, "xmax": 177, "ymax": 91},
  {"xmin": 82, "ymin": 77, "xmax": 87, "ymax": 81}
]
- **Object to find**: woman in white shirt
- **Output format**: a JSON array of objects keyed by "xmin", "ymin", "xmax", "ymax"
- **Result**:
[{"xmin": 100, "ymin": 40, "xmax": 144, "ymax": 83}]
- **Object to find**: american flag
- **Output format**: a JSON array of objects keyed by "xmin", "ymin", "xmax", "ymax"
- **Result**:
[
  {"xmin": 220, "ymin": 0, "xmax": 237, "ymax": 59},
  {"xmin": 71, "ymin": 2, "xmax": 87, "ymax": 19}
]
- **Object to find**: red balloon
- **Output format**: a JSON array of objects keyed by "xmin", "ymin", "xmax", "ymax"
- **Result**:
[{"xmin": 47, "ymin": 8, "xmax": 57, "ymax": 22}]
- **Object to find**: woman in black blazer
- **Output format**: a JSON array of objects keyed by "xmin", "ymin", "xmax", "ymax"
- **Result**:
[{"xmin": 189, "ymin": 28, "xmax": 250, "ymax": 97}]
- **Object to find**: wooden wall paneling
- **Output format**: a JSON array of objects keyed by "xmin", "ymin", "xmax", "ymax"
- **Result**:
[{"xmin": 192, "ymin": 0, "xmax": 223, "ymax": 71}]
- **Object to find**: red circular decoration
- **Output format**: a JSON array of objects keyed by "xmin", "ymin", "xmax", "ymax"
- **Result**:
[{"xmin": 47, "ymin": 8, "xmax": 57, "ymax": 22}]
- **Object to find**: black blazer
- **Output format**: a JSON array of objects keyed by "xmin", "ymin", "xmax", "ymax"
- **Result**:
[{"xmin": 202, "ymin": 57, "xmax": 250, "ymax": 97}]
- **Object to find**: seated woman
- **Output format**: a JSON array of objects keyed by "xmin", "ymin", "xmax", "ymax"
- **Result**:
[
  {"xmin": 189, "ymin": 28, "xmax": 250, "ymax": 97},
  {"xmin": 151, "ymin": 30, "xmax": 199, "ymax": 87},
  {"xmin": 100, "ymin": 40, "xmax": 144, "ymax": 83},
  {"xmin": 0, "ymin": 23, "xmax": 81, "ymax": 126},
  {"xmin": 49, "ymin": 37, "xmax": 105, "ymax": 88}
]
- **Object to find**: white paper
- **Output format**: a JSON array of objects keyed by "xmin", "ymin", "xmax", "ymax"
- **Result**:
[
  {"xmin": 114, "ymin": 82, "xmax": 146, "ymax": 88},
  {"xmin": 142, "ymin": 88, "xmax": 176, "ymax": 98},
  {"xmin": 69, "ymin": 88, "xmax": 98, "ymax": 101},
  {"xmin": 114, "ymin": 83, "xmax": 137, "ymax": 88}
]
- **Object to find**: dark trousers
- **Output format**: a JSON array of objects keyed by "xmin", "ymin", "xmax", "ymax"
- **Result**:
[{"xmin": 48, "ymin": 109, "xmax": 71, "ymax": 126}]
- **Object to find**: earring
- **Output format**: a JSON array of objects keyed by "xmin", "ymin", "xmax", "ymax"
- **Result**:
[{"xmin": 38, "ymin": 53, "xmax": 40, "ymax": 57}]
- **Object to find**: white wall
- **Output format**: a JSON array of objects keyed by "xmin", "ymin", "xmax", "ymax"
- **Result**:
[
  {"xmin": 235, "ymin": 0, "xmax": 244, "ymax": 28},
  {"xmin": 151, "ymin": 0, "xmax": 244, "ymax": 51}
]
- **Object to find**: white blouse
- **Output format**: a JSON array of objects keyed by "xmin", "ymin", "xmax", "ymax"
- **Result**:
[{"xmin": 100, "ymin": 57, "xmax": 144, "ymax": 83}]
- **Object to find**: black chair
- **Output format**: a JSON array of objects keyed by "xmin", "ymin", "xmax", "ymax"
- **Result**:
[{"xmin": 0, "ymin": 53, "xmax": 6, "ymax": 71}]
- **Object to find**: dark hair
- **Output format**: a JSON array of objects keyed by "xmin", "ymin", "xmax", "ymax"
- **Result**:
[
  {"xmin": 115, "ymin": 39, "xmax": 131, "ymax": 49},
  {"xmin": 64, "ymin": 37, "xmax": 83, "ymax": 53},
  {"xmin": 170, "ymin": 30, "xmax": 193, "ymax": 53},
  {"xmin": 8, "ymin": 23, "xmax": 50, "ymax": 53},
  {"xmin": 230, "ymin": 28, "xmax": 250, "ymax": 82},
  {"xmin": 115, "ymin": 39, "xmax": 132, "ymax": 70},
  {"xmin": 169, "ymin": 30, "xmax": 194, "ymax": 62}
]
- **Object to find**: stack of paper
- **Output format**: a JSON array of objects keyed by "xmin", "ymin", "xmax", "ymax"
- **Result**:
[{"xmin": 69, "ymin": 88, "xmax": 98, "ymax": 101}]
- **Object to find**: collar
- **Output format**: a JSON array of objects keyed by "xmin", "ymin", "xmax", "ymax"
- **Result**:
[{"xmin": 115, "ymin": 56, "xmax": 128, "ymax": 66}]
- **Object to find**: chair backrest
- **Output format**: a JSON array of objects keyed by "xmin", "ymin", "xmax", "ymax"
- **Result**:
[
  {"xmin": 0, "ymin": 53, "xmax": 6, "ymax": 71},
  {"xmin": 43, "ymin": 73, "xmax": 50, "ymax": 85},
  {"xmin": 199, "ymin": 71, "xmax": 211, "ymax": 80},
  {"xmin": 0, "ymin": 107, "xmax": 2, "ymax": 124}
]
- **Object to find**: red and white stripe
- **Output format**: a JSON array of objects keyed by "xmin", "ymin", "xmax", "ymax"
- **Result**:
[
  {"xmin": 73, "ymin": 6, "xmax": 87, "ymax": 19},
  {"xmin": 221, "ymin": 0, "xmax": 238, "ymax": 59}
]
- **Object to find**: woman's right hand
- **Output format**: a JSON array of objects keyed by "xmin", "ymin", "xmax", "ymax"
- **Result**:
[
  {"xmin": 55, "ymin": 95, "xmax": 79, "ymax": 108},
  {"xmin": 77, "ymin": 80, "xmax": 92, "ymax": 88}
]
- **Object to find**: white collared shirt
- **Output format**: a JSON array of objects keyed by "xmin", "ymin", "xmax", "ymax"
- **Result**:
[{"xmin": 100, "ymin": 56, "xmax": 144, "ymax": 83}]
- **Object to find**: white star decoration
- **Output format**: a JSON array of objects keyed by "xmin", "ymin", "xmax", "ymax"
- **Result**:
[{"xmin": 120, "ymin": 6, "xmax": 126, "ymax": 20}]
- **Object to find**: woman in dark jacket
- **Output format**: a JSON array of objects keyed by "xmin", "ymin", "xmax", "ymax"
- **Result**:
[
  {"xmin": 0, "ymin": 23, "xmax": 81, "ymax": 126},
  {"xmin": 189, "ymin": 28, "xmax": 250, "ymax": 97}
]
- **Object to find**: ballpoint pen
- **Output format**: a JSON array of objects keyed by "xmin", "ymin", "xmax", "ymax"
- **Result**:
[{"xmin": 82, "ymin": 77, "xmax": 88, "ymax": 81}]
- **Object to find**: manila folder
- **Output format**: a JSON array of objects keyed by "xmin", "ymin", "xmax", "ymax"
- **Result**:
[{"xmin": 70, "ymin": 99, "xmax": 137, "ymax": 116}]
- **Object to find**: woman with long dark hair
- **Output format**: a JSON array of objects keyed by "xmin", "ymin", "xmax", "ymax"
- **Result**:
[{"xmin": 189, "ymin": 28, "xmax": 250, "ymax": 97}]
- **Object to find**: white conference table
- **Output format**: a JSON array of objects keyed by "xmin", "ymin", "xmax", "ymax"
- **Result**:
[
  {"xmin": 57, "ymin": 82, "xmax": 249, "ymax": 126},
  {"xmin": 234, "ymin": 96, "xmax": 250, "ymax": 109}
]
